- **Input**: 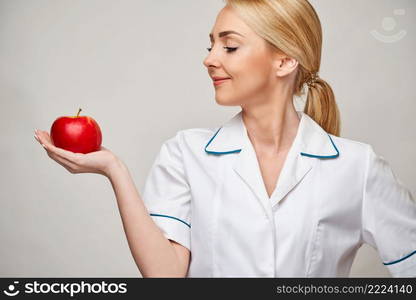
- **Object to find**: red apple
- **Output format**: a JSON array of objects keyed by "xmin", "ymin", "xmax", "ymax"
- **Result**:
[{"xmin": 50, "ymin": 108, "xmax": 102, "ymax": 154}]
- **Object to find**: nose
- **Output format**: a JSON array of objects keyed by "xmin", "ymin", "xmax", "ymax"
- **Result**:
[{"xmin": 203, "ymin": 48, "xmax": 220, "ymax": 69}]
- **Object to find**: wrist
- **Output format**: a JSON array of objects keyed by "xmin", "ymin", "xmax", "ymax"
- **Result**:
[{"xmin": 104, "ymin": 156, "xmax": 127, "ymax": 179}]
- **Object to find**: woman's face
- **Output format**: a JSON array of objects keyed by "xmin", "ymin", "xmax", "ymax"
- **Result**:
[{"xmin": 203, "ymin": 5, "xmax": 282, "ymax": 107}]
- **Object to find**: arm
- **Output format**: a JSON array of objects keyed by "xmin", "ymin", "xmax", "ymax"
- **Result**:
[
  {"xmin": 34, "ymin": 129, "xmax": 191, "ymax": 277},
  {"xmin": 106, "ymin": 158, "xmax": 190, "ymax": 277},
  {"xmin": 361, "ymin": 145, "xmax": 416, "ymax": 277}
]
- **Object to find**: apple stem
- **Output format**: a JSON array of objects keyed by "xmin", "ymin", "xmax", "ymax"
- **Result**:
[{"xmin": 76, "ymin": 108, "xmax": 82, "ymax": 117}]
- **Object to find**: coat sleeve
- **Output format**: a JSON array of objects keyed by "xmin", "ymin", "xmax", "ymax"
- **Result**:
[
  {"xmin": 361, "ymin": 145, "xmax": 416, "ymax": 277},
  {"xmin": 141, "ymin": 130, "xmax": 191, "ymax": 251}
]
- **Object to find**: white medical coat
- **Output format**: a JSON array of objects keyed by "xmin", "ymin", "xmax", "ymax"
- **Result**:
[{"xmin": 142, "ymin": 110, "xmax": 416, "ymax": 277}]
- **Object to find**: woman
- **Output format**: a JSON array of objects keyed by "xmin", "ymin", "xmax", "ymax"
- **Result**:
[{"xmin": 34, "ymin": 0, "xmax": 415, "ymax": 277}]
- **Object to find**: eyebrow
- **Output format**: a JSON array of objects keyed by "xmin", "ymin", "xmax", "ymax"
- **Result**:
[{"xmin": 209, "ymin": 30, "xmax": 244, "ymax": 41}]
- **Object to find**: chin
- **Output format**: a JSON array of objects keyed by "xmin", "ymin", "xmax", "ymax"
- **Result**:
[{"xmin": 215, "ymin": 96, "xmax": 240, "ymax": 106}]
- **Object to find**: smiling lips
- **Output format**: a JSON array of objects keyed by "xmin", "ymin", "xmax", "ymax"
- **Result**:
[{"xmin": 212, "ymin": 76, "xmax": 230, "ymax": 86}]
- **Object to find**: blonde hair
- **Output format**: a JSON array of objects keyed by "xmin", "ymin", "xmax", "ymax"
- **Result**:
[{"xmin": 224, "ymin": 0, "xmax": 341, "ymax": 136}]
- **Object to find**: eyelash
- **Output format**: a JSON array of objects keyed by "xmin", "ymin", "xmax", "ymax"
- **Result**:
[{"xmin": 206, "ymin": 46, "xmax": 238, "ymax": 53}]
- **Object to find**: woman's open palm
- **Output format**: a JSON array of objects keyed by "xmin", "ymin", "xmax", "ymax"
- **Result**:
[{"xmin": 34, "ymin": 129, "xmax": 117, "ymax": 177}]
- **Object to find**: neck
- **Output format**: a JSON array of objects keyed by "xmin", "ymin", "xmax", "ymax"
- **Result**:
[{"xmin": 241, "ymin": 100, "xmax": 300, "ymax": 155}]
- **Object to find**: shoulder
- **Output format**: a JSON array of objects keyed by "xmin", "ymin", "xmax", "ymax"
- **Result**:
[
  {"xmin": 165, "ymin": 127, "xmax": 219, "ymax": 151},
  {"xmin": 329, "ymin": 134, "xmax": 373, "ymax": 161},
  {"xmin": 328, "ymin": 134, "xmax": 393, "ymax": 180},
  {"xmin": 324, "ymin": 134, "xmax": 381, "ymax": 180},
  {"xmin": 157, "ymin": 127, "xmax": 219, "ymax": 165}
]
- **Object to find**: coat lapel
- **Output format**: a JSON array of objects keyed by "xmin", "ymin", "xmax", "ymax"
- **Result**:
[
  {"xmin": 233, "ymin": 128, "xmax": 272, "ymax": 213},
  {"xmin": 205, "ymin": 111, "xmax": 270, "ymax": 215},
  {"xmin": 204, "ymin": 109, "xmax": 340, "ymax": 212}
]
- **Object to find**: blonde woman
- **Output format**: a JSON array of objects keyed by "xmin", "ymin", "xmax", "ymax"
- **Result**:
[{"xmin": 34, "ymin": 0, "xmax": 415, "ymax": 277}]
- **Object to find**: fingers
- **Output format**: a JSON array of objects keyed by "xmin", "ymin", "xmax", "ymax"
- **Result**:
[
  {"xmin": 34, "ymin": 130, "xmax": 47, "ymax": 149},
  {"xmin": 35, "ymin": 130, "xmax": 82, "ymax": 173},
  {"xmin": 35, "ymin": 129, "xmax": 80, "ymax": 162}
]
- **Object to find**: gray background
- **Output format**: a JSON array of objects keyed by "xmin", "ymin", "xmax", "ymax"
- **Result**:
[{"xmin": 0, "ymin": 0, "xmax": 414, "ymax": 277}]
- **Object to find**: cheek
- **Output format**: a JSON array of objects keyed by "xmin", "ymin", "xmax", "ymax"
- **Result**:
[
  {"xmin": 231, "ymin": 52, "xmax": 273, "ymax": 93},
  {"xmin": 214, "ymin": 48, "xmax": 273, "ymax": 105}
]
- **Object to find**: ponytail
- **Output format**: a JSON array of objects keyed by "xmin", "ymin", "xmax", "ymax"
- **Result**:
[{"xmin": 304, "ymin": 76, "xmax": 341, "ymax": 136}]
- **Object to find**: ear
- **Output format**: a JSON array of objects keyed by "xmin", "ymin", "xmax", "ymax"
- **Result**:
[{"xmin": 274, "ymin": 56, "xmax": 299, "ymax": 78}]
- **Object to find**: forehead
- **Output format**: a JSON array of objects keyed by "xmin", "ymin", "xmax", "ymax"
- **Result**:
[{"xmin": 209, "ymin": 5, "xmax": 251, "ymax": 38}]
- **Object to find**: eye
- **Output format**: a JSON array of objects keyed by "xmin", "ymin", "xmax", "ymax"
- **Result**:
[
  {"xmin": 206, "ymin": 47, "xmax": 238, "ymax": 53},
  {"xmin": 224, "ymin": 47, "xmax": 238, "ymax": 53}
]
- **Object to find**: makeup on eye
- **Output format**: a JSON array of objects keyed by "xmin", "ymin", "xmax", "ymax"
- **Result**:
[
  {"xmin": 206, "ymin": 46, "xmax": 238, "ymax": 53},
  {"xmin": 207, "ymin": 34, "xmax": 241, "ymax": 53}
]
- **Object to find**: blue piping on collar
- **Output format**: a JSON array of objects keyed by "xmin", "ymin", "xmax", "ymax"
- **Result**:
[
  {"xmin": 300, "ymin": 134, "xmax": 339, "ymax": 159},
  {"xmin": 205, "ymin": 127, "xmax": 242, "ymax": 155},
  {"xmin": 205, "ymin": 128, "xmax": 339, "ymax": 159}
]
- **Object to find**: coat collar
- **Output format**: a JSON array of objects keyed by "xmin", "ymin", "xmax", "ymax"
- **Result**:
[
  {"xmin": 204, "ymin": 110, "xmax": 339, "ymax": 158},
  {"xmin": 204, "ymin": 110, "xmax": 340, "ymax": 213}
]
